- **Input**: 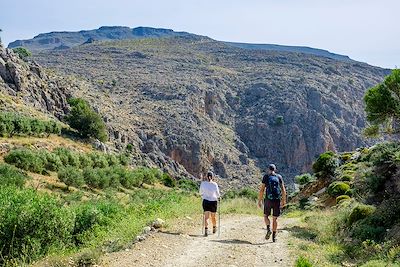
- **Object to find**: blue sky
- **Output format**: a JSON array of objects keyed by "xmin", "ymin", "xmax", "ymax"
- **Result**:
[{"xmin": 1, "ymin": 0, "xmax": 398, "ymax": 68}]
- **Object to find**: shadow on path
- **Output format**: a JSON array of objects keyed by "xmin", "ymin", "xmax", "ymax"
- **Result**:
[{"xmin": 210, "ymin": 239, "xmax": 267, "ymax": 246}]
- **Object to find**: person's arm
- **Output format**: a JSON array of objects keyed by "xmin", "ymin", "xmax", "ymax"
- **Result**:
[
  {"xmin": 280, "ymin": 178, "xmax": 287, "ymax": 208},
  {"xmin": 216, "ymin": 184, "xmax": 221, "ymax": 199},
  {"xmin": 258, "ymin": 183, "xmax": 265, "ymax": 208},
  {"xmin": 199, "ymin": 182, "xmax": 203, "ymax": 196}
]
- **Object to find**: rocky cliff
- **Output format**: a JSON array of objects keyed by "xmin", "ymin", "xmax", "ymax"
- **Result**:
[
  {"xmin": 25, "ymin": 33, "xmax": 389, "ymax": 186},
  {"xmin": 0, "ymin": 42, "xmax": 72, "ymax": 117}
]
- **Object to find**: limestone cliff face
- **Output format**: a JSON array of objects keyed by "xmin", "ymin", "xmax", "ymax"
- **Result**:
[
  {"xmin": 0, "ymin": 43, "xmax": 71, "ymax": 118},
  {"xmin": 7, "ymin": 34, "xmax": 390, "ymax": 186}
]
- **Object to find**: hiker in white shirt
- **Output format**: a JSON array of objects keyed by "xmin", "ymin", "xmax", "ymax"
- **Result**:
[{"xmin": 199, "ymin": 171, "xmax": 220, "ymax": 237}]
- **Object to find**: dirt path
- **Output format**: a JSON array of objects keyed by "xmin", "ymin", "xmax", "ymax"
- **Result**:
[{"xmin": 102, "ymin": 215, "xmax": 296, "ymax": 267}]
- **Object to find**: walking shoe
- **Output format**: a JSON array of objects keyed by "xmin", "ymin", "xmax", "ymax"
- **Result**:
[
  {"xmin": 204, "ymin": 228, "xmax": 208, "ymax": 237},
  {"xmin": 213, "ymin": 226, "xmax": 217, "ymax": 234},
  {"xmin": 272, "ymin": 231, "xmax": 277, "ymax": 242},
  {"xmin": 265, "ymin": 229, "xmax": 272, "ymax": 240}
]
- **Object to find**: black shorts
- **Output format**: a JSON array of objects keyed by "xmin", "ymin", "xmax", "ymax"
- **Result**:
[
  {"xmin": 202, "ymin": 199, "xmax": 218, "ymax": 212},
  {"xmin": 264, "ymin": 199, "xmax": 281, "ymax": 217}
]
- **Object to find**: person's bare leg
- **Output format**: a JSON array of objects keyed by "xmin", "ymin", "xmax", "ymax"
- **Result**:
[
  {"xmin": 211, "ymin": 212, "xmax": 217, "ymax": 233},
  {"xmin": 264, "ymin": 215, "xmax": 272, "ymax": 240},
  {"xmin": 204, "ymin": 211, "xmax": 210, "ymax": 236},
  {"xmin": 211, "ymin": 212, "xmax": 216, "ymax": 226},
  {"xmin": 264, "ymin": 215, "xmax": 271, "ymax": 228},
  {"xmin": 272, "ymin": 216, "xmax": 278, "ymax": 231},
  {"xmin": 272, "ymin": 216, "xmax": 278, "ymax": 242}
]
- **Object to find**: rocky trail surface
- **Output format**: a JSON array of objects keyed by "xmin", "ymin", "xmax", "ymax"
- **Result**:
[{"xmin": 103, "ymin": 215, "xmax": 296, "ymax": 267}]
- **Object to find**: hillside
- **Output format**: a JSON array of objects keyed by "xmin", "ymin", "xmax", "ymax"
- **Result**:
[{"xmin": 23, "ymin": 31, "xmax": 390, "ymax": 186}]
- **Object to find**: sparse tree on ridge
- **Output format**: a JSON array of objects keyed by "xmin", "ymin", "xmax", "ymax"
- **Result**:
[{"xmin": 364, "ymin": 69, "xmax": 400, "ymax": 137}]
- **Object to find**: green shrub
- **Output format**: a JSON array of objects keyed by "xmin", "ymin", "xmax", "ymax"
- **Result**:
[
  {"xmin": 89, "ymin": 152, "xmax": 109, "ymax": 168},
  {"xmin": 340, "ymin": 174, "xmax": 353, "ymax": 182},
  {"xmin": 126, "ymin": 143, "xmax": 134, "ymax": 152},
  {"xmin": 352, "ymin": 221, "xmax": 386, "ymax": 242},
  {"xmin": 348, "ymin": 204, "xmax": 376, "ymax": 225},
  {"xmin": 58, "ymin": 167, "xmax": 84, "ymax": 188},
  {"xmin": 340, "ymin": 152, "xmax": 354, "ymax": 162},
  {"xmin": 4, "ymin": 148, "xmax": 46, "ymax": 174},
  {"xmin": 162, "ymin": 173, "xmax": 176, "ymax": 187},
  {"xmin": 106, "ymin": 154, "xmax": 120, "ymax": 166},
  {"xmin": 336, "ymin": 195, "xmax": 351, "ymax": 204},
  {"xmin": 0, "ymin": 187, "xmax": 74, "ymax": 262},
  {"xmin": 0, "ymin": 163, "xmax": 29, "ymax": 187},
  {"xmin": 30, "ymin": 119, "xmax": 46, "ymax": 135},
  {"xmin": 275, "ymin": 115, "xmax": 284, "ymax": 126},
  {"xmin": 327, "ymin": 181, "xmax": 351, "ymax": 197},
  {"xmin": 295, "ymin": 173, "xmax": 314, "ymax": 185},
  {"xmin": 312, "ymin": 151, "xmax": 338, "ymax": 178},
  {"xmin": 73, "ymin": 199, "xmax": 124, "ymax": 244},
  {"xmin": 12, "ymin": 47, "xmax": 32, "ymax": 58},
  {"xmin": 13, "ymin": 115, "xmax": 31, "ymax": 134},
  {"xmin": 0, "ymin": 112, "xmax": 62, "ymax": 137},
  {"xmin": 39, "ymin": 150, "xmax": 62, "ymax": 171},
  {"xmin": 295, "ymin": 256, "xmax": 313, "ymax": 267},
  {"xmin": 65, "ymin": 98, "xmax": 108, "ymax": 141},
  {"xmin": 178, "ymin": 179, "xmax": 199, "ymax": 192},
  {"xmin": 118, "ymin": 167, "xmax": 142, "ymax": 188},
  {"xmin": 0, "ymin": 113, "xmax": 15, "ymax": 136},
  {"xmin": 118, "ymin": 153, "xmax": 130, "ymax": 166},
  {"xmin": 140, "ymin": 167, "xmax": 162, "ymax": 185},
  {"xmin": 224, "ymin": 188, "xmax": 258, "ymax": 201},
  {"xmin": 53, "ymin": 147, "xmax": 80, "ymax": 167},
  {"xmin": 364, "ymin": 172, "xmax": 387, "ymax": 193},
  {"xmin": 83, "ymin": 168, "xmax": 110, "ymax": 189},
  {"xmin": 78, "ymin": 154, "xmax": 93, "ymax": 168}
]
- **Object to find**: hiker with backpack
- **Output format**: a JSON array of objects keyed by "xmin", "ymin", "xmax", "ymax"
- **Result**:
[
  {"xmin": 258, "ymin": 164, "xmax": 287, "ymax": 242},
  {"xmin": 200, "ymin": 171, "xmax": 221, "ymax": 237}
]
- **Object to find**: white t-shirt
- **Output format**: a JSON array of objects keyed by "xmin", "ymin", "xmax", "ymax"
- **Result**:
[{"xmin": 200, "ymin": 181, "xmax": 221, "ymax": 201}]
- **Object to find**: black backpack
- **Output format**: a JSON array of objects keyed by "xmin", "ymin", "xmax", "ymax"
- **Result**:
[{"xmin": 266, "ymin": 175, "xmax": 282, "ymax": 200}]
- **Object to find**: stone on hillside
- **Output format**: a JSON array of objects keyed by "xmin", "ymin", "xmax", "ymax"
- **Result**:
[{"xmin": 152, "ymin": 218, "xmax": 165, "ymax": 229}]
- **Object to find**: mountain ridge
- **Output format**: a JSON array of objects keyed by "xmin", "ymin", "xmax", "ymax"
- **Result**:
[{"xmin": 9, "ymin": 26, "xmax": 352, "ymax": 62}]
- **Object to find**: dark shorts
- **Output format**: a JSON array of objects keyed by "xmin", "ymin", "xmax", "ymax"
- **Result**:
[
  {"xmin": 202, "ymin": 199, "xmax": 218, "ymax": 213},
  {"xmin": 264, "ymin": 199, "xmax": 281, "ymax": 217}
]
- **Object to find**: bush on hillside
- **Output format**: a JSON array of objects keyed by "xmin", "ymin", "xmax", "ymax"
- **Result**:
[
  {"xmin": 224, "ymin": 187, "xmax": 258, "ymax": 201},
  {"xmin": 53, "ymin": 147, "xmax": 80, "ymax": 167},
  {"xmin": 0, "ymin": 187, "xmax": 75, "ymax": 262},
  {"xmin": 0, "ymin": 112, "xmax": 62, "ymax": 137},
  {"xmin": 348, "ymin": 204, "xmax": 376, "ymax": 225},
  {"xmin": 140, "ymin": 167, "xmax": 162, "ymax": 185},
  {"xmin": 295, "ymin": 173, "xmax": 314, "ymax": 185},
  {"xmin": 312, "ymin": 151, "xmax": 338, "ymax": 178},
  {"xmin": 0, "ymin": 163, "xmax": 29, "ymax": 187},
  {"xmin": 177, "ymin": 179, "xmax": 199, "ymax": 192},
  {"xmin": 161, "ymin": 173, "xmax": 176, "ymax": 187},
  {"xmin": 340, "ymin": 174, "xmax": 353, "ymax": 182},
  {"xmin": 39, "ymin": 150, "xmax": 63, "ymax": 171},
  {"xmin": 327, "ymin": 181, "xmax": 351, "ymax": 197},
  {"xmin": 89, "ymin": 152, "xmax": 109, "ymax": 168},
  {"xmin": 65, "ymin": 98, "xmax": 108, "ymax": 141},
  {"xmin": 72, "ymin": 199, "xmax": 124, "ymax": 244},
  {"xmin": 4, "ymin": 148, "xmax": 46, "ymax": 174},
  {"xmin": 78, "ymin": 154, "xmax": 93, "ymax": 168},
  {"xmin": 58, "ymin": 167, "xmax": 84, "ymax": 188},
  {"xmin": 12, "ymin": 47, "xmax": 32, "ymax": 58},
  {"xmin": 336, "ymin": 195, "xmax": 351, "ymax": 204}
]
